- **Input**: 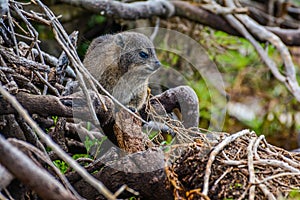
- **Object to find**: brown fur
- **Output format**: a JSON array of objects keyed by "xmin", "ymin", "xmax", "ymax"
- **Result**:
[{"xmin": 83, "ymin": 32, "xmax": 161, "ymax": 110}]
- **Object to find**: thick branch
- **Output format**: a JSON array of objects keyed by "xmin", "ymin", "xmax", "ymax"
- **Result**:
[
  {"xmin": 140, "ymin": 86, "xmax": 199, "ymax": 128},
  {"xmin": 114, "ymin": 108, "xmax": 153, "ymax": 153},
  {"xmin": 0, "ymin": 91, "xmax": 115, "ymax": 126},
  {"xmin": 265, "ymin": 27, "xmax": 300, "ymax": 46},
  {"xmin": 173, "ymin": 1, "xmax": 240, "ymax": 36},
  {"xmin": 0, "ymin": 45, "xmax": 50, "ymax": 72},
  {"xmin": 59, "ymin": 0, "xmax": 174, "ymax": 18},
  {"xmin": 0, "ymin": 135, "xmax": 77, "ymax": 200},
  {"xmin": 59, "ymin": 0, "xmax": 300, "ymax": 46},
  {"xmin": 173, "ymin": 1, "xmax": 300, "ymax": 46},
  {"xmin": 72, "ymin": 147, "xmax": 173, "ymax": 200}
]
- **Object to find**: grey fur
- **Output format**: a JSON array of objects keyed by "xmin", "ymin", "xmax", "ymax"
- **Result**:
[{"xmin": 83, "ymin": 32, "xmax": 161, "ymax": 110}]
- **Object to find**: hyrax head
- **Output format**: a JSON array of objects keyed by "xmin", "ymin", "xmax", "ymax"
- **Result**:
[
  {"xmin": 116, "ymin": 32, "xmax": 161, "ymax": 76},
  {"xmin": 83, "ymin": 31, "xmax": 161, "ymax": 102}
]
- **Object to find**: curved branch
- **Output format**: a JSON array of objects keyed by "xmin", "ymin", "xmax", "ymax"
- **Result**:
[
  {"xmin": 172, "ymin": 1, "xmax": 240, "ymax": 36},
  {"xmin": 265, "ymin": 27, "xmax": 300, "ymax": 46}
]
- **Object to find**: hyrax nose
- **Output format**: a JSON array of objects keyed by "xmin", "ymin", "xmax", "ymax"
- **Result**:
[{"xmin": 154, "ymin": 60, "xmax": 161, "ymax": 70}]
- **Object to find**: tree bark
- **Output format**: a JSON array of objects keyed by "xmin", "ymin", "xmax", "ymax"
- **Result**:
[{"xmin": 0, "ymin": 135, "xmax": 77, "ymax": 200}]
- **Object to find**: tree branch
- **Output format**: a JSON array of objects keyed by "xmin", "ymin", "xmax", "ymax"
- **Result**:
[
  {"xmin": 0, "ymin": 135, "xmax": 77, "ymax": 200},
  {"xmin": 59, "ymin": 0, "xmax": 175, "ymax": 19},
  {"xmin": 59, "ymin": 0, "xmax": 300, "ymax": 46}
]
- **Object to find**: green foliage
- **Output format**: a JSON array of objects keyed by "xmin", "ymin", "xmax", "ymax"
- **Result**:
[
  {"xmin": 53, "ymin": 160, "xmax": 69, "ymax": 174},
  {"xmin": 52, "ymin": 115, "xmax": 58, "ymax": 125},
  {"xmin": 53, "ymin": 154, "xmax": 92, "ymax": 173},
  {"xmin": 212, "ymin": 31, "xmax": 259, "ymax": 76},
  {"xmin": 288, "ymin": 189, "xmax": 300, "ymax": 199},
  {"xmin": 147, "ymin": 130, "xmax": 173, "ymax": 146},
  {"xmin": 88, "ymin": 15, "xmax": 106, "ymax": 27},
  {"xmin": 148, "ymin": 130, "xmax": 159, "ymax": 140},
  {"xmin": 188, "ymin": 78, "xmax": 211, "ymax": 128},
  {"xmin": 86, "ymin": 121, "xmax": 91, "ymax": 131},
  {"xmin": 72, "ymin": 153, "xmax": 91, "ymax": 160},
  {"xmin": 84, "ymin": 136, "xmax": 107, "ymax": 159},
  {"xmin": 234, "ymin": 183, "xmax": 243, "ymax": 189},
  {"xmin": 163, "ymin": 133, "xmax": 173, "ymax": 144},
  {"xmin": 77, "ymin": 41, "xmax": 90, "ymax": 59},
  {"xmin": 241, "ymin": 118, "xmax": 263, "ymax": 134}
]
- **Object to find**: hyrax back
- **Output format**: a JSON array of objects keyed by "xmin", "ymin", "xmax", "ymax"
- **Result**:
[{"xmin": 83, "ymin": 32, "xmax": 161, "ymax": 110}]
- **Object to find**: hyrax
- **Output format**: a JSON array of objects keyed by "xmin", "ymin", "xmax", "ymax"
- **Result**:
[{"xmin": 83, "ymin": 32, "xmax": 161, "ymax": 110}]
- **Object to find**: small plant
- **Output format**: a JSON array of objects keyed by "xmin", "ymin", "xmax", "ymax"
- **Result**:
[
  {"xmin": 52, "ymin": 115, "xmax": 58, "ymax": 125},
  {"xmin": 84, "ymin": 136, "xmax": 107, "ymax": 159},
  {"xmin": 86, "ymin": 121, "xmax": 91, "ymax": 131},
  {"xmin": 53, "ymin": 160, "xmax": 69, "ymax": 174}
]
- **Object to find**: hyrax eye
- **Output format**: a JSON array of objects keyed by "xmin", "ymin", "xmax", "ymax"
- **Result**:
[{"xmin": 139, "ymin": 51, "xmax": 149, "ymax": 59}]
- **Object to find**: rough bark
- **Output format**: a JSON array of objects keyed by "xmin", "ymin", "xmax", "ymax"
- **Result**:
[
  {"xmin": 0, "ymin": 91, "xmax": 115, "ymax": 126},
  {"xmin": 0, "ymin": 135, "xmax": 77, "ymax": 200},
  {"xmin": 113, "ymin": 108, "xmax": 153, "ymax": 153},
  {"xmin": 72, "ymin": 147, "xmax": 173, "ymax": 200}
]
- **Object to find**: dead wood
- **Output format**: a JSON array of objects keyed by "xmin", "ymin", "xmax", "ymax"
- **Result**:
[
  {"xmin": 167, "ymin": 130, "xmax": 300, "ymax": 199},
  {"xmin": 0, "ymin": 91, "xmax": 114, "ymax": 124},
  {"xmin": 140, "ymin": 85, "xmax": 199, "ymax": 129},
  {"xmin": 0, "ymin": 135, "xmax": 77, "ymax": 200},
  {"xmin": 0, "ymin": 45, "xmax": 50, "ymax": 72},
  {"xmin": 71, "ymin": 147, "xmax": 173, "ymax": 200},
  {"xmin": 60, "ymin": 0, "xmax": 175, "ymax": 19},
  {"xmin": 114, "ymin": 108, "xmax": 153, "ymax": 153}
]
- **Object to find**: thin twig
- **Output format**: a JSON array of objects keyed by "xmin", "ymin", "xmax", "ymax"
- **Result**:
[
  {"xmin": 253, "ymin": 135, "xmax": 265, "ymax": 159},
  {"xmin": 247, "ymin": 137, "xmax": 256, "ymax": 200},
  {"xmin": 150, "ymin": 17, "xmax": 160, "ymax": 42},
  {"xmin": 7, "ymin": 9, "xmax": 19, "ymax": 55},
  {"xmin": 256, "ymin": 172, "xmax": 300, "ymax": 185}
]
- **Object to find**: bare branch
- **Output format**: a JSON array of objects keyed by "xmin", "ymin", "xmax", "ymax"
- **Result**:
[
  {"xmin": 0, "ymin": 45, "xmax": 50, "ymax": 72},
  {"xmin": 59, "ymin": 0, "xmax": 175, "ymax": 19},
  {"xmin": 0, "ymin": 135, "xmax": 77, "ymax": 200}
]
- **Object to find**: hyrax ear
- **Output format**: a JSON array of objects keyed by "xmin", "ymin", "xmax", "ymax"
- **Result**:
[
  {"xmin": 115, "ymin": 34, "xmax": 125, "ymax": 48},
  {"xmin": 87, "ymin": 34, "xmax": 113, "ymax": 53}
]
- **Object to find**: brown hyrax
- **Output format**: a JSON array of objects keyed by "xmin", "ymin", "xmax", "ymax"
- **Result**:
[{"xmin": 83, "ymin": 32, "xmax": 161, "ymax": 110}]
